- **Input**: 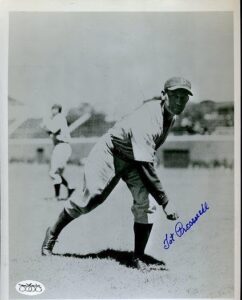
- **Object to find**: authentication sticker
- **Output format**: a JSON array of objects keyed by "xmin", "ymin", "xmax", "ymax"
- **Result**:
[{"xmin": 16, "ymin": 280, "xmax": 45, "ymax": 296}]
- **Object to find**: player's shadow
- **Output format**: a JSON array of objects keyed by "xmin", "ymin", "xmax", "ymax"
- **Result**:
[{"xmin": 55, "ymin": 249, "xmax": 166, "ymax": 269}]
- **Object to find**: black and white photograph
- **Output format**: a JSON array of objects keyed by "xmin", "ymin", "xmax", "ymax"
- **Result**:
[{"xmin": 0, "ymin": 0, "xmax": 240, "ymax": 299}]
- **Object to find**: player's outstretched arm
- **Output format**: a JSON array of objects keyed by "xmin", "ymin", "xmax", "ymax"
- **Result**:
[{"xmin": 136, "ymin": 161, "xmax": 179, "ymax": 221}]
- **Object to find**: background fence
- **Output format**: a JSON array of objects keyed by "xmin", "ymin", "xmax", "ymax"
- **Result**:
[{"xmin": 9, "ymin": 135, "xmax": 234, "ymax": 168}]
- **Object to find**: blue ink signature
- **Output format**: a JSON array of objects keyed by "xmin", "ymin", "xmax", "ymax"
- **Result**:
[{"xmin": 163, "ymin": 201, "xmax": 209, "ymax": 250}]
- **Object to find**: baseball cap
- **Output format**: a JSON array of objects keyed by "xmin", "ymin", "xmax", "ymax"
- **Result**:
[
  {"xmin": 51, "ymin": 104, "xmax": 62, "ymax": 112},
  {"xmin": 164, "ymin": 77, "xmax": 193, "ymax": 96}
]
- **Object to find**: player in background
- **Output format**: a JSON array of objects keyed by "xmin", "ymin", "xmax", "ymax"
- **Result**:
[
  {"xmin": 42, "ymin": 77, "xmax": 193, "ymax": 270},
  {"xmin": 41, "ymin": 104, "xmax": 75, "ymax": 201}
]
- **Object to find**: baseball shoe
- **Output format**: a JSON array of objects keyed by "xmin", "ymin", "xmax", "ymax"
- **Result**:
[
  {"xmin": 142, "ymin": 256, "xmax": 168, "ymax": 271},
  {"xmin": 131, "ymin": 257, "xmax": 151, "ymax": 272},
  {"xmin": 41, "ymin": 227, "xmax": 57, "ymax": 256}
]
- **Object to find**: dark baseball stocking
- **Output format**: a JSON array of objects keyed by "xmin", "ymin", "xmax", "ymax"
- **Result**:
[
  {"xmin": 133, "ymin": 222, "xmax": 153, "ymax": 258},
  {"xmin": 50, "ymin": 209, "xmax": 74, "ymax": 237}
]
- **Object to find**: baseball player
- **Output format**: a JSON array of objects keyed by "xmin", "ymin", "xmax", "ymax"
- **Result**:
[
  {"xmin": 42, "ymin": 77, "xmax": 193, "ymax": 270},
  {"xmin": 41, "ymin": 104, "xmax": 75, "ymax": 200}
]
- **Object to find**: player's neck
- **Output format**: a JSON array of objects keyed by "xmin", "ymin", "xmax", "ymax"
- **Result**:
[{"xmin": 164, "ymin": 103, "xmax": 175, "ymax": 118}]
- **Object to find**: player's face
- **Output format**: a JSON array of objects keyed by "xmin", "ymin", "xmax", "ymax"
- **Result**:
[
  {"xmin": 166, "ymin": 89, "xmax": 189, "ymax": 115},
  {"xmin": 51, "ymin": 107, "xmax": 59, "ymax": 117}
]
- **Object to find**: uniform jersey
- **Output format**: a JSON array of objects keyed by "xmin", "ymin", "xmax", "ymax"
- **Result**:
[
  {"xmin": 63, "ymin": 97, "xmax": 176, "ymax": 223},
  {"xmin": 44, "ymin": 114, "xmax": 71, "ymax": 145},
  {"xmin": 108, "ymin": 98, "xmax": 175, "ymax": 163}
]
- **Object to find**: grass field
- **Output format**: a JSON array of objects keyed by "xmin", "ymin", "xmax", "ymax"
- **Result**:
[{"xmin": 9, "ymin": 163, "xmax": 234, "ymax": 298}]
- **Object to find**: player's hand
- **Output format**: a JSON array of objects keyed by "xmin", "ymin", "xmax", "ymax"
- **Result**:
[
  {"xmin": 166, "ymin": 212, "xmax": 179, "ymax": 221},
  {"xmin": 163, "ymin": 201, "xmax": 179, "ymax": 221}
]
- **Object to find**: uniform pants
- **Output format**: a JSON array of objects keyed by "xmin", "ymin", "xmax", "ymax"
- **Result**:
[
  {"xmin": 64, "ymin": 135, "xmax": 157, "ymax": 224},
  {"xmin": 49, "ymin": 143, "xmax": 72, "ymax": 184}
]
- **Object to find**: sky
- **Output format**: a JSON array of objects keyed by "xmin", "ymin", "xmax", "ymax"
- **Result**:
[{"xmin": 8, "ymin": 12, "xmax": 234, "ymax": 120}]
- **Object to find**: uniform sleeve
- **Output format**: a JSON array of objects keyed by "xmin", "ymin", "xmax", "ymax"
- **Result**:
[
  {"xmin": 130, "ymin": 105, "xmax": 160, "ymax": 162},
  {"xmin": 131, "ymin": 127, "xmax": 156, "ymax": 162},
  {"xmin": 136, "ymin": 161, "xmax": 168, "ymax": 206}
]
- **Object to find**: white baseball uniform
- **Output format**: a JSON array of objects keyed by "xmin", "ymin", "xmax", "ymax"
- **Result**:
[
  {"xmin": 65, "ymin": 98, "xmax": 176, "ymax": 224},
  {"xmin": 44, "ymin": 113, "xmax": 72, "ymax": 184}
]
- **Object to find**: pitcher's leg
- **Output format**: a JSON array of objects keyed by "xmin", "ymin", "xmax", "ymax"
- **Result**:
[
  {"xmin": 64, "ymin": 144, "xmax": 121, "ymax": 218},
  {"xmin": 65, "ymin": 173, "xmax": 121, "ymax": 219},
  {"xmin": 133, "ymin": 222, "xmax": 153, "ymax": 258},
  {"xmin": 122, "ymin": 168, "xmax": 157, "ymax": 261},
  {"xmin": 123, "ymin": 168, "xmax": 157, "ymax": 225},
  {"xmin": 42, "ymin": 175, "xmax": 120, "ymax": 256},
  {"xmin": 42, "ymin": 138, "xmax": 121, "ymax": 256}
]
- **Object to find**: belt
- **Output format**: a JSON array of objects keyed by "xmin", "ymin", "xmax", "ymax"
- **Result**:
[{"xmin": 112, "ymin": 147, "xmax": 136, "ymax": 164}]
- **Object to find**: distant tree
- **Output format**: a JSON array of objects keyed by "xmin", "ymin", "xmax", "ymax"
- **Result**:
[
  {"xmin": 66, "ymin": 103, "xmax": 94, "ymax": 125},
  {"xmin": 71, "ymin": 112, "xmax": 115, "ymax": 137}
]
